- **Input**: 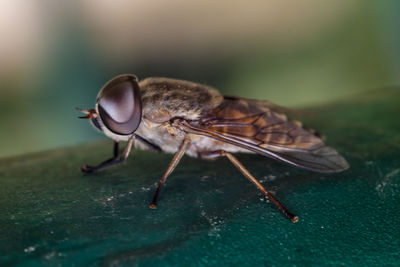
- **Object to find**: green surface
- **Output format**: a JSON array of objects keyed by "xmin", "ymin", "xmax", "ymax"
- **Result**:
[{"xmin": 1, "ymin": 89, "xmax": 400, "ymax": 266}]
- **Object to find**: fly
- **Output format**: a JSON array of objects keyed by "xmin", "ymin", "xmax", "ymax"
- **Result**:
[{"xmin": 77, "ymin": 74, "xmax": 349, "ymax": 223}]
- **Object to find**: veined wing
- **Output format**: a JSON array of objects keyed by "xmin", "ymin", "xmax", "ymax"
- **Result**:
[{"xmin": 179, "ymin": 96, "xmax": 349, "ymax": 173}]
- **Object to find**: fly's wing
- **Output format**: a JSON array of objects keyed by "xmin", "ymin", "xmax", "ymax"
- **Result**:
[{"xmin": 178, "ymin": 96, "xmax": 349, "ymax": 173}]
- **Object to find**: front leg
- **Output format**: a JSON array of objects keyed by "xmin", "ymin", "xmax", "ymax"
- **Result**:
[{"xmin": 81, "ymin": 138, "xmax": 134, "ymax": 173}]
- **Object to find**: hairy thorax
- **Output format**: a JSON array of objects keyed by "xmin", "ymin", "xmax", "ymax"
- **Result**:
[
  {"xmin": 134, "ymin": 77, "xmax": 249, "ymax": 157},
  {"xmin": 138, "ymin": 77, "xmax": 222, "ymax": 122}
]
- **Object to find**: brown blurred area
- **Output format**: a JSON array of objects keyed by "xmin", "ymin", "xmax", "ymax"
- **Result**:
[{"xmin": 0, "ymin": 0, "xmax": 399, "ymax": 157}]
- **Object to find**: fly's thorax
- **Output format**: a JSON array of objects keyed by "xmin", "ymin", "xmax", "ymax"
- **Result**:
[
  {"xmin": 138, "ymin": 77, "xmax": 223, "ymax": 123},
  {"xmin": 134, "ymin": 117, "xmax": 187, "ymax": 154},
  {"xmin": 134, "ymin": 77, "xmax": 223, "ymax": 155}
]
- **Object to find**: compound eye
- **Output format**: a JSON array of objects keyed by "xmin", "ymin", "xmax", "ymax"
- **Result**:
[{"xmin": 96, "ymin": 75, "xmax": 142, "ymax": 135}]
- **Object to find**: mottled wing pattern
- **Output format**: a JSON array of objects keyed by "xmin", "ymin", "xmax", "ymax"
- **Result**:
[{"xmin": 180, "ymin": 96, "xmax": 349, "ymax": 173}]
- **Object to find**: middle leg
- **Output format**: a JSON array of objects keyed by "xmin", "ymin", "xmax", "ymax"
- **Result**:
[{"xmin": 149, "ymin": 136, "xmax": 191, "ymax": 209}]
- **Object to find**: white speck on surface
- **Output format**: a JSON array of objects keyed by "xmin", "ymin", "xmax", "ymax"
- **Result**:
[
  {"xmin": 200, "ymin": 210, "xmax": 225, "ymax": 238},
  {"xmin": 376, "ymin": 168, "xmax": 400, "ymax": 198},
  {"xmin": 260, "ymin": 174, "xmax": 277, "ymax": 182},
  {"xmin": 44, "ymin": 251, "xmax": 56, "ymax": 260},
  {"xmin": 24, "ymin": 246, "xmax": 36, "ymax": 253},
  {"xmin": 201, "ymin": 175, "xmax": 210, "ymax": 181}
]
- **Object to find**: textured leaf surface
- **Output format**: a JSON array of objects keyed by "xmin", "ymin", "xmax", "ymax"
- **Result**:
[{"xmin": 0, "ymin": 89, "xmax": 399, "ymax": 266}]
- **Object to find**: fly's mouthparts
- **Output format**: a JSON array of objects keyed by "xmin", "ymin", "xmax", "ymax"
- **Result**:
[
  {"xmin": 78, "ymin": 114, "xmax": 92, "ymax": 119},
  {"xmin": 76, "ymin": 107, "xmax": 97, "ymax": 119}
]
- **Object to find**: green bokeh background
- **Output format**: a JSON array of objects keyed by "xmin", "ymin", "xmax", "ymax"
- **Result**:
[{"xmin": 0, "ymin": 1, "xmax": 399, "ymax": 158}]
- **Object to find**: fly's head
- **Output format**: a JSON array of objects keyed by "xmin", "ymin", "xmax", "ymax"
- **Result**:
[{"xmin": 77, "ymin": 74, "xmax": 142, "ymax": 141}]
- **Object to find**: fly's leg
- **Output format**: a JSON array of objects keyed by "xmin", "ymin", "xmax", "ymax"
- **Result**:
[
  {"xmin": 199, "ymin": 150, "xmax": 299, "ymax": 223},
  {"xmin": 81, "ymin": 141, "xmax": 119, "ymax": 173},
  {"xmin": 81, "ymin": 138, "xmax": 134, "ymax": 173},
  {"xmin": 149, "ymin": 136, "xmax": 191, "ymax": 209},
  {"xmin": 135, "ymin": 134, "xmax": 162, "ymax": 153}
]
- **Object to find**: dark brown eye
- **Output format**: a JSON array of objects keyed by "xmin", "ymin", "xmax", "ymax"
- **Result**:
[{"xmin": 96, "ymin": 74, "xmax": 142, "ymax": 135}]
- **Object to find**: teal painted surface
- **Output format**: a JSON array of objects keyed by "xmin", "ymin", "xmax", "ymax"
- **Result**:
[{"xmin": 0, "ymin": 89, "xmax": 399, "ymax": 266}]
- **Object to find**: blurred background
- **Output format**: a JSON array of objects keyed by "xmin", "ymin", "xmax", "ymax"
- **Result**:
[{"xmin": 0, "ymin": 0, "xmax": 399, "ymax": 158}]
